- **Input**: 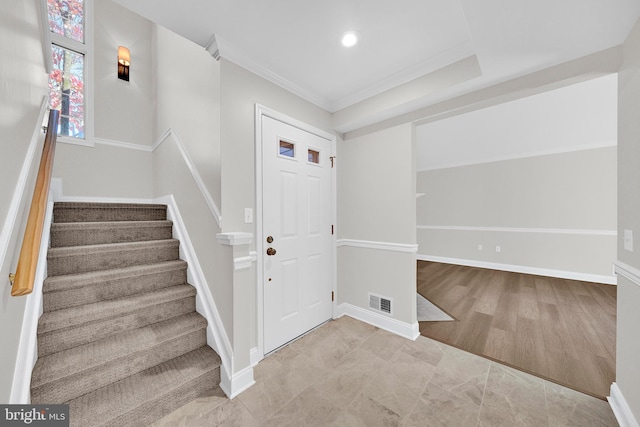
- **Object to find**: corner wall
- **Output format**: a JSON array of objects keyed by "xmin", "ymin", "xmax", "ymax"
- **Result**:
[
  {"xmin": 615, "ymin": 17, "xmax": 640, "ymax": 424},
  {"xmin": 0, "ymin": 0, "xmax": 49, "ymax": 403},
  {"xmin": 337, "ymin": 123, "xmax": 417, "ymax": 332}
]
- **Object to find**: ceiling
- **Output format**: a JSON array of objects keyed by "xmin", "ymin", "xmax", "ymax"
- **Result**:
[{"xmin": 113, "ymin": 0, "xmax": 640, "ymax": 133}]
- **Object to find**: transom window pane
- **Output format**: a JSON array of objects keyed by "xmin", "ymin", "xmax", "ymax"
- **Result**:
[
  {"xmin": 280, "ymin": 141, "xmax": 295, "ymax": 158},
  {"xmin": 308, "ymin": 149, "xmax": 320, "ymax": 164},
  {"xmin": 49, "ymin": 45, "xmax": 85, "ymax": 138},
  {"xmin": 47, "ymin": 0, "xmax": 84, "ymax": 43}
]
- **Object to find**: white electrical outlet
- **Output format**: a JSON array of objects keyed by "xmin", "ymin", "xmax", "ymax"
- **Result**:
[
  {"xmin": 477, "ymin": 244, "xmax": 483, "ymax": 251},
  {"xmin": 244, "ymin": 208, "xmax": 253, "ymax": 224},
  {"xmin": 624, "ymin": 229, "xmax": 633, "ymax": 252},
  {"xmin": 495, "ymin": 245, "xmax": 501, "ymax": 253}
]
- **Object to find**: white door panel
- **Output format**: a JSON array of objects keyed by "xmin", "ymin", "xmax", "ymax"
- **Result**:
[{"xmin": 262, "ymin": 116, "xmax": 333, "ymax": 353}]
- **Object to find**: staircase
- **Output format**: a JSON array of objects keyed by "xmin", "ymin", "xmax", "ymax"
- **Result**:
[{"xmin": 31, "ymin": 202, "xmax": 222, "ymax": 427}]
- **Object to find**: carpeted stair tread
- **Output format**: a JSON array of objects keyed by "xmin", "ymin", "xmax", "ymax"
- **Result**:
[
  {"xmin": 50, "ymin": 220, "xmax": 174, "ymax": 247},
  {"xmin": 38, "ymin": 295, "xmax": 196, "ymax": 357},
  {"xmin": 47, "ymin": 239, "xmax": 180, "ymax": 276},
  {"xmin": 33, "ymin": 201, "xmax": 223, "ymax": 424},
  {"xmin": 53, "ymin": 202, "xmax": 167, "ymax": 223},
  {"xmin": 38, "ymin": 284, "xmax": 196, "ymax": 334},
  {"xmin": 31, "ymin": 312, "xmax": 208, "ymax": 403},
  {"xmin": 67, "ymin": 347, "xmax": 220, "ymax": 427},
  {"xmin": 43, "ymin": 260, "xmax": 187, "ymax": 311}
]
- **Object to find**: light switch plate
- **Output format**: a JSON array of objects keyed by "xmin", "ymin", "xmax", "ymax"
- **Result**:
[
  {"xmin": 624, "ymin": 229, "xmax": 633, "ymax": 252},
  {"xmin": 244, "ymin": 208, "xmax": 253, "ymax": 224}
]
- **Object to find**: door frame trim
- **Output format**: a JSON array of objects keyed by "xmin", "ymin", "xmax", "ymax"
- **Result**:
[{"xmin": 254, "ymin": 104, "xmax": 337, "ymax": 361}]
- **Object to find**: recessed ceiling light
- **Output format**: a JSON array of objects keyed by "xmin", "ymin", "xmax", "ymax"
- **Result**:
[{"xmin": 341, "ymin": 32, "xmax": 358, "ymax": 48}]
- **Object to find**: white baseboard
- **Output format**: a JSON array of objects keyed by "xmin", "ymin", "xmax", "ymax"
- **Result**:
[
  {"xmin": 9, "ymin": 200, "xmax": 54, "ymax": 404},
  {"xmin": 609, "ymin": 383, "xmax": 640, "ymax": 427},
  {"xmin": 250, "ymin": 347, "xmax": 262, "ymax": 367},
  {"xmin": 219, "ymin": 365, "xmax": 255, "ymax": 400},
  {"xmin": 418, "ymin": 254, "xmax": 617, "ymax": 285},
  {"xmin": 336, "ymin": 303, "xmax": 419, "ymax": 341},
  {"xmin": 156, "ymin": 195, "xmax": 234, "ymax": 395}
]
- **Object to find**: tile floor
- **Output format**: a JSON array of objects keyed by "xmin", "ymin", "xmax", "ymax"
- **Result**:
[{"xmin": 150, "ymin": 316, "xmax": 618, "ymax": 426}]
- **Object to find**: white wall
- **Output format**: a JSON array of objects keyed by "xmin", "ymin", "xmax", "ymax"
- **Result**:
[
  {"xmin": 616, "ymin": 17, "xmax": 640, "ymax": 424},
  {"xmin": 415, "ymin": 74, "xmax": 618, "ymax": 282},
  {"xmin": 219, "ymin": 59, "xmax": 334, "ymax": 363},
  {"xmin": 94, "ymin": 0, "xmax": 154, "ymax": 146},
  {"xmin": 154, "ymin": 25, "xmax": 221, "ymax": 209},
  {"xmin": 337, "ymin": 123, "xmax": 417, "ymax": 327},
  {"xmin": 53, "ymin": 0, "xmax": 154, "ymax": 199},
  {"xmin": 151, "ymin": 24, "xmax": 231, "ymax": 339},
  {"xmin": 417, "ymin": 147, "xmax": 617, "ymax": 280},
  {"xmin": 0, "ymin": 0, "xmax": 49, "ymax": 403}
]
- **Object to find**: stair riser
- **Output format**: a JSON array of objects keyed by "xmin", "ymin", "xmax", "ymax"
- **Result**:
[
  {"xmin": 31, "ymin": 328, "xmax": 207, "ymax": 404},
  {"xmin": 39, "ymin": 296, "xmax": 197, "ymax": 357},
  {"xmin": 53, "ymin": 205, "xmax": 167, "ymax": 223},
  {"xmin": 43, "ymin": 267, "xmax": 187, "ymax": 311},
  {"xmin": 47, "ymin": 243, "xmax": 180, "ymax": 276},
  {"xmin": 51, "ymin": 225, "xmax": 173, "ymax": 248},
  {"xmin": 66, "ymin": 348, "xmax": 221, "ymax": 427},
  {"xmin": 97, "ymin": 370, "xmax": 220, "ymax": 427}
]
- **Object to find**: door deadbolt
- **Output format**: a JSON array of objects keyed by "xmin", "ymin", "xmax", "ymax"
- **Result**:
[
  {"xmin": 266, "ymin": 236, "xmax": 274, "ymax": 243},
  {"xmin": 266, "ymin": 247, "xmax": 277, "ymax": 256}
]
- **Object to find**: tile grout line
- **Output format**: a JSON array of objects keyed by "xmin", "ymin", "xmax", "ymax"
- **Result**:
[{"xmin": 475, "ymin": 361, "xmax": 492, "ymax": 427}]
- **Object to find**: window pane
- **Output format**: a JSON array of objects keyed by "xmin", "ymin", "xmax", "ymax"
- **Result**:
[
  {"xmin": 280, "ymin": 141, "xmax": 295, "ymax": 158},
  {"xmin": 308, "ymin": 149, "xmax": 320, "ymax": 164},
  {"xmin": 49, "ymin": 45, "xmax": 84, "ymax": 138},
  {"xmin": 48, "ymin": 0, "xmax": 84, "ymax": 43}
]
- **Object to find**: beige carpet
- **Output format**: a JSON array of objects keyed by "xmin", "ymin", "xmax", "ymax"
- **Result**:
[{"xmin": 31, "ymin": 202, "xmax": 221, "ymax": 427}]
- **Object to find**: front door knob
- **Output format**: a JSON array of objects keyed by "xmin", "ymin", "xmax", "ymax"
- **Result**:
[{"xmin": 266, "ymin": 247, "xmax": 277, "ymax": 256}]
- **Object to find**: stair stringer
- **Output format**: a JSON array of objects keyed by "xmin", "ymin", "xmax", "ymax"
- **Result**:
[
  {"xmin": 9, "ymin": 199, "xmax": 53, "ymax": 404},
  {"xmin": 155, "ymin": 194, "xmax": 236, "ymax": 397}
]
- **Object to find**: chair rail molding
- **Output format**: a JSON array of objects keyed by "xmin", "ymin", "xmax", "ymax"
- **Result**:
[
  {"xmin": 336, "ymin": 239, "xmax": 418, "ymax": 253},
  {"xmin": 417, "ymin": 225, "xmax": 617, "ymax": 236},
  {"xmin": 614, "ymin": 261, "xmax": 640, "ymax": 288}
]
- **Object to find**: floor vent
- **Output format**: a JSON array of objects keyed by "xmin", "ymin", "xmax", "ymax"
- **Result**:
[{"xmin": 369, "ymin": 293, "xmax": 392, "ymax": 315}]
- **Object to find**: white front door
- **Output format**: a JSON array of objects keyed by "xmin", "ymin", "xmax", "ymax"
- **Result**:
[{"xmin": 261, "ymin": 115, "xmax": 334, "ymax": 354}]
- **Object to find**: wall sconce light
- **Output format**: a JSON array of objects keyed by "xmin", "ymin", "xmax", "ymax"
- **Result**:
[{"xmin": 118, "ymin": 46, "xmax": 130, "ymax": 81}]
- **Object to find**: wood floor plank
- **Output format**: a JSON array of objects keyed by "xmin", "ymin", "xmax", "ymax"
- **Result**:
[
  {"xmin": 513, "ymin": 316, "xmax": 549, "ymax": 377},
  {"xmin": 483, "ymin": 327, "xmax": 515, "ymax": 362},
  {"xmin": 417, "ymin": 261, "xmax": 616, "ymax": 399},
  {"xmin": 455, "ymin": 311, "xmax": 492, "ymax": 355}
]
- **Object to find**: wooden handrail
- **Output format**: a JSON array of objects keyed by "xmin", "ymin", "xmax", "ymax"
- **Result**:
[{"xmin": 10, "ymin": 109, "xmax": 60, "ymax": 296}]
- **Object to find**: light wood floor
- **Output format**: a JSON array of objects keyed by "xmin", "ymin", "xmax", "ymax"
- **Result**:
[{"xmin": 417, "ymin": 261, "xmax": 616, "ymax": 399}]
